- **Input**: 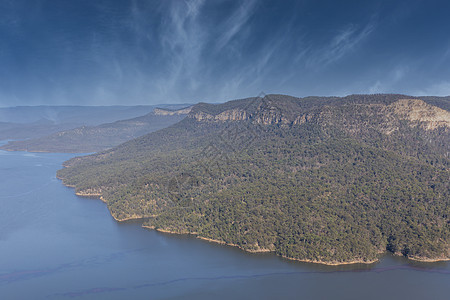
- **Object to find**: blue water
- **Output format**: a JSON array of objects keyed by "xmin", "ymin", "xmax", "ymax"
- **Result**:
[{"xmin": 0, "ymin": 148, "xmax": 449, "ymax": 299}]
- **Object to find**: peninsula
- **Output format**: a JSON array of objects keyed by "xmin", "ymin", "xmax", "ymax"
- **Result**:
[{"xmin": 57, "ymin": 94, "xmax": 450, "ymax": 265}]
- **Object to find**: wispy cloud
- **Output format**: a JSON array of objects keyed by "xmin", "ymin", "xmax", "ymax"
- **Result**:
[
  {"xmin": 367, "ymin": 64, "xmax": 409, "ymax": 94},
  {"xmin": 1, "ymin": 1, "xmax": 449, "ymax": 106},
  {"xmin": 418, "ymin": 81, "xmax": 450, "ymax": 96},
  {"xmin": 215, "ymin": 0, "xmax": 257, "ymax": 51},
  {"xmin": 368, "ymin": 80, "xmax": 383, "ymax": 94},
  {"xmin": 306, "ymin": 20, "xmax": 376, "ymax": 70},
  {"xmin": 155, "ymin": 0, "xmax": 207, "ymax": 100},
  {"xmin": 152, "ymin": 0, "xmax": 260, "ymax": 102}
]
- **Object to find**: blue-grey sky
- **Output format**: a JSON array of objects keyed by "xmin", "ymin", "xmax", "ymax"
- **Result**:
[{"xmin": 1, "ymin": 0, "xmax": 450, "ymax": 106}]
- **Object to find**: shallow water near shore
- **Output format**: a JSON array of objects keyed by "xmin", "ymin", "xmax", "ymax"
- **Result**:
[{"xmin": 0, "ymin": 148, "xmax": 449, "ymax": 300}]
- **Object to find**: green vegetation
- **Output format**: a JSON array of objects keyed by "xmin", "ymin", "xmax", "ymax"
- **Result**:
[
  {"xmin": 57, "ymin": 94, "xmax": 450, "ymax": 264},
  {"xmin": 0, "ymin": 108, "xmax": 189, "ymax": 153},
  {"xmin": 0, "ymin": 105, "xmax": 158, "ymax": 141}
]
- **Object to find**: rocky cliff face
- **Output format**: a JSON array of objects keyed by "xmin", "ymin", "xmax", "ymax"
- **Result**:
[
  {"xmin": 388, "ymin": 99, "xmax": 450, "ymax": 130},
  {"xmin": 188, "ymin": 98, "xmax": 297, "ymax": 124},
  {"xmin": 188, "ymin": 96, "xmax": 450, "ymax": 133},
  {"xmin": 188, "ymin": 108, "xmax": 248, "ymax": 122}
]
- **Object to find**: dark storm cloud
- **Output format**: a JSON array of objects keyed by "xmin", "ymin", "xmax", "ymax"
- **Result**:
[{"xmin": 0, "ymin": 0, "xmax": 449, "ymax": 106}]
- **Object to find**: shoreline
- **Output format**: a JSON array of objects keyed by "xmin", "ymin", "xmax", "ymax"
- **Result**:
[
  {"xmin": 142, "ymin": 225, "xmax": 379, "ymax": 266},
  {"xmin": 60, "ymin": 181, "xmax": 450, "ymax": 266},
  {"xmin": 196, "ymin": 236, "xmax": 273, "ymax": 253},
  {"xmin": 408, "ymin": 256, "xmax": 450, "ymax": 263},
  {"xmin": 141, "ymin": 225, "xmax": 450, "ymax": 265},
  {"xmin": 280, "ymin": 255, "xmax": 378, "ymax": 266},
  {"xmin": 75, "ymin": 191, "xmax": 102, "ymax": 197}
]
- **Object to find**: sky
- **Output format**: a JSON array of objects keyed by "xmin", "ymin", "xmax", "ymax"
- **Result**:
[{"xmin": 1, "ymin": 0, "xmax": 450, "ymax": 106}]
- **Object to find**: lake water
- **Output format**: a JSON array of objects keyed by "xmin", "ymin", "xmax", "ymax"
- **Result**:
[{"xmin": 0, "ymin": 148, "xmax": 449, "ymax": 300}]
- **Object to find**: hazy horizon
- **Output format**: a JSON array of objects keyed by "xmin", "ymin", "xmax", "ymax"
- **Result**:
[
  {"xmin": 1, "ymin": 0, "xmax": 450, "ymax": 107},
  {"xmin": 1, "ymin": 92, "xmax": 449, "ymax": 109}
]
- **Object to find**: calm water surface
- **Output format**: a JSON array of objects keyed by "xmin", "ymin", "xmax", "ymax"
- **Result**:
[{"xmin": 0, "ymin": 148, "xmax": 449, "ymax": 299}]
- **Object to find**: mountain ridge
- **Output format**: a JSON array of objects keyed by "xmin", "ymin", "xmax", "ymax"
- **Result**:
[
  {"xmin": 57, "ymin": 94, "xmax": 449, "ymax": 264},
  {"xmin": 0, "ymin": 106, "xmax": 191, "ymax": 153}
]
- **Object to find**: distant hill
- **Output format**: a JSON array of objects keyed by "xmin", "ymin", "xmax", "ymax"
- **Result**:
[
  {"xmin": 57, "ymin": 94, "xmax": 449, "ymax": 264},
  {"xmin": 153, "ymin": 107, "xmax": 193, "ymax": 116},
  {"xmin": 0, "ymin": 119, "xmax": 82, "ymax": 141},
  {"xmin": 0, "ymin": 104, "xmax": 191, "ymax": 141},
  {"xmin": 0, "ymin": 106, "xmax": 192, "ymax": 153},
  {"xmin": 0, "ymin": 105, "xmax": 157, "ymax": 125}
]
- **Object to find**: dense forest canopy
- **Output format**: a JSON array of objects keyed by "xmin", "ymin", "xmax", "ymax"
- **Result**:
[{"xmin": 57, "ymin": 94, "xmax": 449, "ymax": 264}]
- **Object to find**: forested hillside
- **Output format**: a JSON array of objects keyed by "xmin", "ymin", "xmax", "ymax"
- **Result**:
[
  {"xmin": 0, "ymin": 107, "xmax": 190, "ymax": 153},
  {"xmin": 57, "ymin": 94, "xmax": 449, "ymax": 264}
]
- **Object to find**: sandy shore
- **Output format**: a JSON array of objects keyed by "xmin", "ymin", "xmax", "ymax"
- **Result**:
[
  {"xmin": 196, "ymin": 236, "xmax": 272, "ymax": 253},
  {"xmin": 75, "ymin": 191, "xmax": 102, "ymax": 197},
  {"xmin": 408, "ymin": 256, "xmax": 450, "ymax": 263},
  {"xmin": 143, "ymin": 226, "xmax": 274, "ymax": 253},
  {"xmin": 280, "ymin": 255, "xmax": 378, "ymax": 266},
  {"xmin": 142, "ymin": 225, "xmax": 378, "ymax": 265}
]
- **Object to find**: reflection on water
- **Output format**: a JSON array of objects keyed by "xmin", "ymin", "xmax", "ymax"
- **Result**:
[{"xmin": 0, "ymin": 149, "xmax": 449, "ymax": 300}]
